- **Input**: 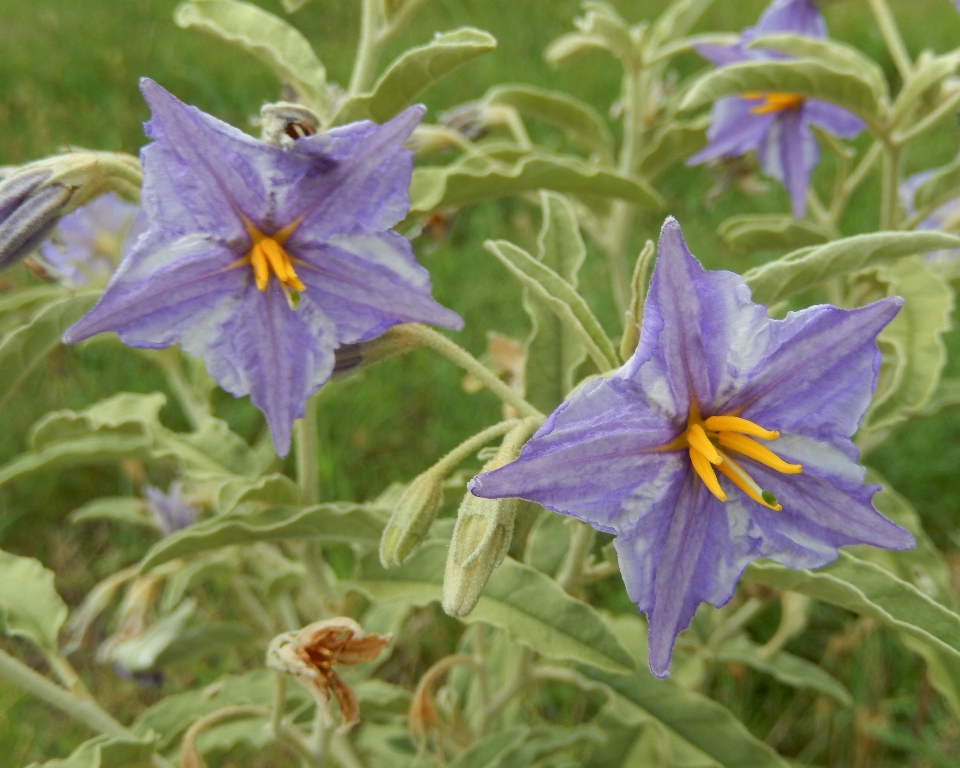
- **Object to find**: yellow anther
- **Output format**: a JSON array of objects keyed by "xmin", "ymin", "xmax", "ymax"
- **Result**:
[
  {"xmin": 239, "ymin": 215, "xmax": 307, "ymax": 293},
  {"xmin": 717, "ymin": 432, "xmax": 802, "ymax": 475},
  {"xmin": 702, "ymin": 415, "xmax": 779, "ymax": 440},
  {"xmin": 742, "ymin": 92, "xmax": 805, "ymax": 115},
  {"xmin": 689, "ymin": 448, "xmax": 726, "ymax": 502},
  {"xmin": 687, "ymin": 423, "xmax": 721, "ymax": 464},
  {"xmin": 250, "ymin": 245, "xmax": 269, "ymax": 291},
  {"xmin": 716, "ymin": 451, "xmax": 782, "ymax": 512},
  {"xmin": 260, "ymin": 237, "xmax": 306, "ymax": 291}
]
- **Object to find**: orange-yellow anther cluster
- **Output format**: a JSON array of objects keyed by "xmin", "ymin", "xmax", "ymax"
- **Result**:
[
  {"xmin": 742, "ymin": 92, "xmax": 805, "ymax": 115},
  {"xmin": 242, "ymin": 217, "xmax": 305, "ymax": 293},
  {"xmin": 683, "ymin": 411, "xmax": 802, "ymax": 511}
]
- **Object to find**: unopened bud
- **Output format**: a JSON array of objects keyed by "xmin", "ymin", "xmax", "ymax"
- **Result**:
[
  {"xmin": 0, "ymin": 170, "xmax": 71, "ymax": 271},
  {"xmin": 259, "ymin": 102, "xmax": 320, "ymax": 149},
  {"xmin": 379, "ymin": 470, "xmax": 444, "ymax": 567},
  {"xmin": 332, "ymin": 324, "xmax": 422, "ymax": 379}
]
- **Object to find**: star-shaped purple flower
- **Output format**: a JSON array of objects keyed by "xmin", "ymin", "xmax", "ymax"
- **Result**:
[
  {"xmin": 469, "ymin": 217, "xmax": 914, "ymax": 678},
  {"xmin": 39, "ymin": 192, "xmax": 146, "ymax": 287},
  {"xmin": 688, "ymin": 0, "xmax": 865, "ymax": 218},
  {"xmin": 64, "ymin": 79, "xmax": 462, "ymax": 456}
]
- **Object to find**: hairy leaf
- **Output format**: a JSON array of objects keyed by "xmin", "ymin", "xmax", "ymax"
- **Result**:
[
  {"xmin": 0, "ymin": 290, "xmax": 99, "ymax": 410},
  {"xmin": 681, "ymin": 58, "xmax": 882, "ymax": 124},
  {"xmin": 524, "ymin": 508, "xmax": 570, "ymax": 578},
  {"xmin": 140, "ymin": 503, "xmax": 385, "ymax": 571},
  {"xmin": 647, "ymin": 0, "xmax": 716, "ymax": 53},
  {"xmin": 745, "ymin": 552, "xmax": 960, "ymax": 662},
  {"xmin": 719, "ymin": 214, "xmax": 832, "ymax": 252},
  {"xmin": 912, "ymin": 155, "xmax": 960, "ymax": 215},
  {"xmin": 25, "ymin": 735, "xmax": 156, "ymax": 768},
  {"xmin": 351, "ymin": 542, "xmax": 636, "ymax": 674},
  {"xmin": 0, "ymin": 549, "xmax": 68, "ymax": 652},
  {"xmin": 485, "ymin": 85, "xmax": 614, "ymax": 160},
  {"xmin": 892, "ymin": 52, "xmax": 960, "ymax": 128},
  {"xmin": 174, "ymin": 0, "xmax": 328, "ymax": 110},
  {"xmin": 637, "ymin": 116, "xmax": 709, "ymax": 180},
  {"xmin": 409, "ymin": 151, "xmax": 663, "ymax": 215},
  {"xmin": 216, "ymin": 473, "xmax": 300, "ymax": 512},
  {"xmin": 332, "ymin": 28, "xmax": 496, "ymax": 125},
  {"xmin": 742, "ymin": 231, "xmax": 960, "ymax": 305},
  {"xmin": 450, "ymin": 728, "xmax": 529, "ymax": 768},
  {"xmin": 68, "ymin": 497, "xmax": 153, "ymax": 528}
]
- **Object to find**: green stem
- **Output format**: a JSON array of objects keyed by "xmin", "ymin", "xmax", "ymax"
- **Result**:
[
  {"xmin": 296, "ymin": 392, "xmax": 320, "ymax": 506},
  {"xmin": 141, "ymin": 349, "xmax": 209, "ymax": 430},
  {"xmin": 894, "ymin": 88, "xmax": 960, "ymax": 146},
  {"xmin": 399, "ymin": 325, "xmax": 543, "ymax": 418},
  {"xmin": 829, "ymin": 141, "xmax": 883, "ymax": 224},
  {"xmin": 432, "ymin": 419, "xmax": 523, "ymax": 477},
  {"xmin": 0, "ymin": 648, "xmax": 173, "ymax": 768},
  {"xmin": 348, "ymin": 0, "xmax": 385, "ymax": 96},
  {"xmin": 880, "ymin": 143, "xmax": 902, "ymax": 230},
  {"xmin": 330, "ymin": 733, "xmax": 369, "ymax": 768},
  {"xmin": 479, "ymin": 646, "xmax": 532, "ymax": 731},
  {"xmin": 706, "ymin": 597, "xmax": 767, "ymax": 651},
  {"xmin": 555, "ymin": 520, "xmax": 596, "ymax": 593},
  {"xmin": 866, "ymin": 0, "xmax": 912, "ymax": 80}
]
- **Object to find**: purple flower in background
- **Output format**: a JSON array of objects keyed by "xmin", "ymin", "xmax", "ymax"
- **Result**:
[
  {"xmin": 39, "ymin": 192, "xmax": 146, "ymax": 287},
  {"xmin": 689, "ymin": 0, "xmax": 864, "ymax": 218},
  {"xmin": 900, "ymin": 166, "xmax": 960, "ymax": 262},
  {"xmin": 470, "ymin": 218, "xmax": 914, "ymax": 678},
  {"xmin": 64, "ymin": 79, "xmax": 462, "ymax": 456},
  {"xmin": 144, "ymin": 482, "xmax": 198, "ymax": 536}
]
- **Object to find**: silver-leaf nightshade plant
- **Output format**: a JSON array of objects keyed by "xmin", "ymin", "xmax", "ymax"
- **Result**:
[{"xmin": 470, "ymin": 217, "xmax": 915, "ymax": 678}]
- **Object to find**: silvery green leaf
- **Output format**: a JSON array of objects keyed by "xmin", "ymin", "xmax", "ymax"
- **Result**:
[
  {"xmin": 524, "ymin": 508, "xmax": 570, "ymax": 578},
  {"xmin": 636, "ymin": 116, "xmax": 709, "ymax": 180},
  {"xmin": 195, "ymin": 717, "xmax": 270, "ymax": 754},
  {"xmin": 523, "ymin": 192, "xmax": 590, "ymax": 413},
  {"xmin": 153, "ymin": 621, "xmax": 251, "ymax": 668},
  {"xmin": 911, "ymin": 155, "xmax": 960, "ymax": 216},
  {"xmin": 545, "ymin": 32, "xmax": 615, "ymax": 67},
  {"xmin": 495, "ymin": 725, "xmax": 606, "ymax": 768},
  {"xmin": 712, "ymin": 635, "xmax": 852, "ymax": 705},
  {"xmin": 106, "ymin": 600, "xmax": 195, "ymax": 672},
  {"xmin": 280, "ymin": 0, "xmax": 312, "ymax": 11},
  {"xmin": 719, "ymin": 214, "xmax": 832, "ymax": 252},
  {"xmin": 140, "ymin": 503, "xmax": 385, "ymax": 571},
  {"xmin": 331, "ymin": 28, "xmax": 497, "ymax": 125},
  {"xmin": 351, "ymin": 541, "xmax": 636, "ymax": 674},
  {"xmin": 174, "ymin": 0, "xmax": 328, "ymax": 111},
  {"xmin": 216, "ymin": 473, "xmax": 300, "ymax": 512},
  {"xmin": 409, "ymin": 149, "xmax": 663, "ymax": 215},
  {"xmin": 575, "ymin": 2, "xmax": 634, "ymax": 61},
  {"xmin": 0, "ymin": 285, "xmax": 68, "ymax": 322},
  {"xmin": 0, "ymin": 549, "xmax": 68, "ymax": 652},
  {"xmin": 748, "ymin": 34, "xmax": 889, "ymax": 104},
  {"xmin": 745, "ymin": 552, "xmax": 960, "ymax": 662},
  {"xmin": 485, "ymin": 239, "xmax": 618, "ymax": 371},
  {"xmin": 680, "ymin": 58, "xmax": 883, "ymax": 125},
  {"xmin": 646, "ymin": 0, "xmax": 715, "ymax": 52},
  {"xmin": 450, "ymin": 728, "xmax": 529, "ymax": 768},
  {"xmin": 0, "ymin": 289, "xmax": 99, "ymax": 410},
  {"xmin": 484, "ymin": 85, "xmax": 614, "ymax": 161},
  {"xmin": 24, "ymin": 735, "xmax": 156, "ymax": 768},
  {"xmin": 155, "ymin": 417, "xmax": 260, "ymax": 480},
  {"xmin": 68, "ymin": 497, "xmax": 153, "ymax": 528},
  {"xmin": 919, "ymin": 378, "xmax": 960, "ymax": 417},
  {"xmin": 742, "ymin": 231, "xmax": 960, "ymax": 305},
  {"xmin": 891, "ymin": 52, "xmax": 960, "ymax": 127},
  {"xmin": 864, "ymin": 257, "xmax": 952, "ymax": 431}
]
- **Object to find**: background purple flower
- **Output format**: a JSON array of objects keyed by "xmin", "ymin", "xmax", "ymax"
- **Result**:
[
  {"xmin": 900, "ymin": 166, "xmax": 960, "ymax": 261},
  {"xmin": 64, "ymin": 79, "xmax": 462, "ymax": 457},
  {"xmin": 144, "ymin": 482, "xmax": 197, "ymax": 535},
  {"xmin": 39, "ymin": 192, "xmax": 146, "ymax": 287},
  {"xmin": 470, "ymin": 217, "xmax": 913, "ymax": 678}
]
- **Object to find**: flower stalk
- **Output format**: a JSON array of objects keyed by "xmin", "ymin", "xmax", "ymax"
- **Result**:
[{"xmin": 866, "ymin": 0, "xmax": 912, "ymax": 81}]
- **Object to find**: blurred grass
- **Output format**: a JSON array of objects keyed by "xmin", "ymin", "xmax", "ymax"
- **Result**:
[{"xmin": 3, "ymin": 0, "xmax": 960, "ymax": 763}]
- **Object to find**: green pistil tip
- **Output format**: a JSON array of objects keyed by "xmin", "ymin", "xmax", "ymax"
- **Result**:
[{"xmin": 761, "ymin": 489, "xmax": 778, "ymax": 506}]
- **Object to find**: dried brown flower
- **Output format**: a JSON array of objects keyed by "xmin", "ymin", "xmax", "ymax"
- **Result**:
[{"xmin": 266, "ymin": 618, "xmax": 391, "ymax": 731}]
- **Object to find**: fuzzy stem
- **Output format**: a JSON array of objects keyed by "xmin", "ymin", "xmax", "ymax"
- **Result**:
[
  {"xmin": 555, "ymin": 520, "xmax": 596, "ymax": 593},
  {"xmin": 0, "ymin": 648, "xmax": 173, "ymax": 768},
  {"xmin": 141, "ymin": 349, "xmax": 210, "ymax": 430},
  {"xmin": 880, "ymin": 143, "xmax": 902, "ymax": 230},
  {"xmin": 399, "ymin": 325, "xmax": 543, "ymax": 418},
  {"xmin": 894, "ymin": 88, "xmax": 960, "ymax": 146},
  {"xmin": 432, "ymin": 419, "xmax": 524, "ymax": 477},
  {"xmin": 296, "ymin": 392, "xmax": 321, "ymax": 506},
  {"xmin": 348, "ymin": 0, "xmax": 385, "ymax": 95},
  {"xmin": 866, "ymin": 0, "xmax": 912, "ymax": 81},
  {"xmin": 479, "ymin": 647, "xmax": 532, "ymax": 731}
]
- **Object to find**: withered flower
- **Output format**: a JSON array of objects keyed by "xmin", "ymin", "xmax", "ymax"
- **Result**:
[{"xmin": 266, "ymin": 618, "xmax": 390, "ymax": 731}]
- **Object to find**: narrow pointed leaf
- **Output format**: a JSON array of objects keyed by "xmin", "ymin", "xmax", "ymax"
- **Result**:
[
  {"xmin": 140, "ymin": 503, "xmax": 385, "ymax": 571},
  {"xmin": 647, "ymin": 0, "xmax": 716, "ymax": 52},
  {"xmin": 350, "ymin": 541, "xmax": 636, "ymax": 674},
  {"xmin": 719, "ymin": 214, "xmax": 832, "ymax": 252},
  {"xmin": 331, "ymin": 28, "xmax": 496, "ymax": 125},
  {"xmin": 485, "ymin": 239, "xmax": 618, "ymax": 370},
  {"xmin": 742, "ymin": 231, "xmax": 960, "ymax": 305},
  {"xmin": 174, "ymin": 0, "xmax": 328, "ymax": 110},
  {"xmin": 745, "ymin": 551, "xmax": 960, "ymax": 662}
]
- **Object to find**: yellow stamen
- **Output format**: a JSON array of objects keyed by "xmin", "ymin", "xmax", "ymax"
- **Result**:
[
  {"xmin": 687, "ymin": 423, "xmax": 721, "ymax": 464},
  {"xmin": 716, "ymin": 451, "xmax": 782, "ymax": 512},
  {"xmin": 717, "ymin": 432, "xmax": 802, "ymax": 474},
  {"xmin": 702, "ymin": 415, "xmax": 779, "ymax": 440},
  {"xmin": 690, "ymin": 448, "xmax": 726, "ymax": 502},
  {"xmin": 239, "ymin": 215, "xmax": 306, "ymax": 293},
  {"xmin": 742, "ymin": 92, "xmax": 805, "ymax": 115}
]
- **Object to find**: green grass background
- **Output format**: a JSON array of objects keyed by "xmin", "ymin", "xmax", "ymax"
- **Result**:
[{"xmin": 3, "ymin": 0, "xmax": 960, "ymax": 764}]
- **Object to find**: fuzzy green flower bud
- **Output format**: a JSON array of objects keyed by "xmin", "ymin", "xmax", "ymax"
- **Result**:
[
  {"xmin": 379, "ymin": 469, "xmax": 444, "ymax": 568},
  {"xmin": 332, "ymin": 324, "xmax": 423, "ymax": 380}
]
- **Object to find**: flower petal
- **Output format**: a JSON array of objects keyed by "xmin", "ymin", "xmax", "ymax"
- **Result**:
[
  {"xmin": 694, "ymin": 43, "xmax": 749, "ymax": 67},
  {"xmin": 748, "ymin": 0, "xmax": 825, "ymax": 39},
  {"xmin": 803, "ymin": 100, "xmax": 865, "ymax": 138},
  {"xmin": 470, "ymin": 377, "xmax": 683, "ymax": 534},
  {"xmin": 758, "ymin": 108, "xmax": 816, "ymax": 218},
  {"xmin": 721, "ymin": 298, "xmax": 902, "ymax": 439},
  {"xmin": 687, "ymin": 97, "xmax": 777, "ymax": 165},
  {"xmin": 292, "ymin": 228, "xmax": 462, "ymax": 342},
  {"xmin": 628, "ymin": 218, "xmax": 771, "ymax": 419},
  {"xmin": 285, "ymin": 106, "xmax": 426, "ymax": 240}
]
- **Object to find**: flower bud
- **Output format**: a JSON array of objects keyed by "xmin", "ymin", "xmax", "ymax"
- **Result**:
[
  {"xmin": 331, "ymin": 324, "xmax": 422, "ymax": 379},
  {"xmin": 379, "ymin": 469, "xmax": 444, "ymax": 568},
  {"xmin": 0, "ymin": 170, "xmax": 72, "ymax": 271}
]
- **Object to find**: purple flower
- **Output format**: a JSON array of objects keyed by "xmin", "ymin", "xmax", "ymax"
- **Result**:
[
  {"xmin": 144, "ymin": 482, "xmax": 198, "ymax": 536},
  {"xmin": 469, "ymin": 218, "xmax": 914, "ymax": 678},
  {"xmin": 39, "ymin": 192, "xmax": 146, "ymax": 287},
  {"xmin": 63, "ymin": 79, "xmax": 462, "ymax": 456},
  {"xmin": 900, "ymin": 167, "xmax": 960, "ymax": 262},
  {"xmin": 689, "ymin": 0, "xmax": 864, "ymax": 218}
]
